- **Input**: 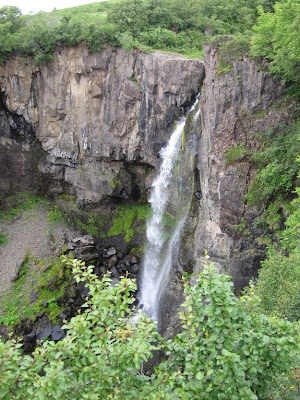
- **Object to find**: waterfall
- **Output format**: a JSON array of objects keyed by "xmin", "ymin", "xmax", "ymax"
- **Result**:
[{"xmin": 139, "ymin": 95, "xmax": 201, "ymax": 322}]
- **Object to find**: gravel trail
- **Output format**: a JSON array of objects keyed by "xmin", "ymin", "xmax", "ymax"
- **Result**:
[{"xmin": 0, "ymin": 205, "xmax": 68, "ymax": 295}]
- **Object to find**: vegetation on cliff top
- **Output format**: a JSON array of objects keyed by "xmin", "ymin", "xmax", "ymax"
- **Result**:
[
  {"xmin": 1, "ymin": 0, "xmax": 299, "ymax": 89},
  {"xmin": 1, "ymin": 0, "xmax": 299, "ymax": 87},
  {"xmin": 0, "ymin": 0, "xmax": 277, "ymax": 62}
]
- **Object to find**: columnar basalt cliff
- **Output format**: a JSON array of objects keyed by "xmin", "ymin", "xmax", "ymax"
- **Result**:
[
  {"xmin": 189, "ymin": 44, "xmax": 297, "ymax": 292},
  {"xmin": 0, "ymin": 43, "xmax": 295, "ymax": 296},
  {"xmin": 0, "ymin": 45, "xmax": 204, "ymax": 204}
]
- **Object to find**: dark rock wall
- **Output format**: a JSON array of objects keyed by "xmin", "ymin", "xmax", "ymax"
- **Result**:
[
  {"xmin": 0, "ymin": 45, "xmax": 204, "ymax": 204},
  {"xmin": 0, "ymin": 99, "xmax": 45, "ymax": 197},
  {"xmin": 189, "ymin": 44, "xmax": 297, "ymax": 292}
]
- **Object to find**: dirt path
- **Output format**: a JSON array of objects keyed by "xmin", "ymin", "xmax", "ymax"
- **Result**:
[{"xmin": 0, "ymin": 205, "xmax": 70, "ymax": 295}]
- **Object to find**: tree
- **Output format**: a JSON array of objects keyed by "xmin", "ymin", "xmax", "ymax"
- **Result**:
[{"xmin": 251, "ymin": 0, "xmax": 300, "ymax": 84}]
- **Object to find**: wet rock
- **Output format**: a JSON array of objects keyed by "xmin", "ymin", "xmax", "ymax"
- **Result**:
[
  {"xmin": 107, "ymin": 247, "xmax": 117, "ymax": 256},
  {"xmin": 74, "ymin": 245, "xmax": 98, "ymax": 261},
  {"xmin": 111, "ymin": 267, "xmax": 120, "ymax": 279},
  {"xmin": 77, "ymin": 280, "xmax": 89, "ymax": 299},
  {"xmin": 30, "ymin": 289, "xmax": 39, "ymax": 304},
  {"xmin": 130, "ymin": 256, "xmax": 139, "ymax": 264},
  {"xmin": 11, "ymin": 258, "xmax": 25, "ymax": 282},
  {"xmin": 124, "ymin": 259, "xmax": 130, "ymax": 267},
  {"xmin": 59, "ymin": 312, "xmax": 67, "ymax": 320},
  {"xmin": 36, "ymin": 323, "xmax": 52, "ymax": 341},
  {"xmin": 48, "ymin": 277, "xmax": 57, "ymax": 289},
  {"xmin": 117, "ymin": 252, "xmax": 123, "ymax": 259},
  {"xmin": 51, "ymin": 325, "xmax": 65, "ymax": 341},
  {"xmin": 111, "ymin": 278, "xmax": 120, "ymax": 287},
  {"xmin": 131, "ymin": 263, "xmax": 140, "ymax": 274},
  {"xmin": 108, "ymin": 255, "xmax": 118, "ymax": 268}
]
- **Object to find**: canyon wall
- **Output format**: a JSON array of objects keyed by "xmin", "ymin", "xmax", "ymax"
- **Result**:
[
  {"xmin": 0, "ymin": 44, "xmax": 203, "ymax": 204},
  {"xmin": 189, "ymin": 44, "xmax": 296, "ymax": 292},
  {"xmin": 0, "ymin": 44, "xmax": 295, "ymax": 293}
]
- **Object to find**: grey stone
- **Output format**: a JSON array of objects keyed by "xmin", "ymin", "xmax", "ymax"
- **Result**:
[
  {"xmin": 10, "ymin": 257, "xmax": 25, "ymax": 282},
  {"xmin": 48, "ymin": 277, "xmax": 57, "ymax": 289},
  {"xmin": 107, "ymin": 247, "xmax": 117, "ymax": 256},
  {"xmin": 111, "ymin": 267, "xmax": 119, "ymax": 279},
  {"xmin": 108, "ymin": 255, "xmax": 118, "ymax": 267},
  {"xmin": 74, "ymin": 245, "xmax": 98, "ymax": 261},
  {"xmin": 130, "ymin": 256, "xmax": 139, "ymax": 264},
  {"xmin": 51, "ymin": 325, "xmax": 65, "ymax": 341},
  {"xmin": 36, "ymin": 323, "xmax": 52, "ymax": 341},
  {"xmin": 30, "ymin": 289, "xmax": 39, "ymax": 304},
  {"xmin": 0, "ymin": 46, "xmax": 204, "ymax": 204}
]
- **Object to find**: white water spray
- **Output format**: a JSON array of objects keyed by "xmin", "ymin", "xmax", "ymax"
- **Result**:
[{"xmin": 139, "ymin": 96, "xmax": 201, "ymax": 321}]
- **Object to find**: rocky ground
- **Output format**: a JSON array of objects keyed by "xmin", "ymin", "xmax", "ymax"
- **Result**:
[
  {"xmin": 0, "ymin": 203, "xmax": 142, "ymax": 350},
  {"xmin": 0, "ymin": 205, "xmax": 71, "ymax": 295}
]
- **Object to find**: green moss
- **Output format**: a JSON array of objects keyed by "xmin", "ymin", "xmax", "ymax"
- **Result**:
[
  {"xmin": 255, "ymin": 237, "xmax": 272, "ymax": 246},
  {"xmin": 0, "ymin": 254, "xmax": 73, "ymax": 327},
  {"xmin": 108, "ymin": 204, "xmax": 151, "ymax": 243},
  {"xmin": 224, "ymin": 144, "xmax": 251, "ymax": 165},
  {"xmin": 47, "ymin": 205, "xmax": 65, "ymax": 224},
  {"xmin": 109, "ymin": 178, "xmax": 121, "ymax": 189},
  {"xmin": 75, "ymin": 218, "xmax": 99, "ymax": 236},
  {"xmin": 0, "ymin": 192, "xmax": 45, "ymax": 221},
  {"xmin": 129, "ymin": 76, "xmax": 140, "ymax": 88},
  {"xmin": 0, "ymin": 232, "xmax": 8, "ymax": 246}
]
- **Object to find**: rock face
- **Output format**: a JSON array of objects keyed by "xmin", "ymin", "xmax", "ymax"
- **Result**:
[
  {"xmin": 189, "ymin": 44, "xmax": 297, "ymax": 292},
  {"xmin": 0, "ymin": 45, "xmax": 204, "ymax": 203},
  {"xmin": 0, "ymin": 43, "xmax": 296, "ymax": 298}
]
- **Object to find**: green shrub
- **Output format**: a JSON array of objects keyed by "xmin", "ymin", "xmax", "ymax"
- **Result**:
[
  {"xmin": 245, "ymin": 120, "xmax": 300, "ymax": 235},
  {"xmin": 0, "ymin": 260, "xmax": 298, "ymax": 399},
  {"xmin": 251, "ymin": 0, "xmax": 300, "ymax": 86},
  {"xmin": 225, "ymin": 144, "xmax": 251, "ymax": 165}
]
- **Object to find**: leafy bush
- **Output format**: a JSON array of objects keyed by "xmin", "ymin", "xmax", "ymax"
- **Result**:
[
  {"xmin": 0, "ymin": 258, "xmax": 160, "ymax": 399},
  {"xmin": 154, "ymin": 263, "xmax": 299, "ymax": 399},
  {"xmin": 0, "ymin": 259, "xmax": 298, "ymax": 399},
  {"xmin": 245, "ymin": 120, "xmax": 300, "ymax": 233},
  {"xmin": 225, "ymin": 144, "xmax": 251, "ymax": 164},
  {"xmin": 251, "ymin": 0, "xmax": 300, "ymax": 85},
  {"xmin": 254, "ymin": 247, "xmax": 300, "ymax": 321},
  {"xmin": 248, "ymin": 181, "xmax": 300, "ymax": 322}
]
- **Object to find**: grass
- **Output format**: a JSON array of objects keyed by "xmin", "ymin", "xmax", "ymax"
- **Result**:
[{"xmin": 0, "ymin": 192, "xmax": 44, "ymax": 221}]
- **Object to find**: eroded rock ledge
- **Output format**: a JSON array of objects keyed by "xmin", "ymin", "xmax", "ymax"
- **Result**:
[{"xmin": 0, "ymin": 45, "xmax": 204, "ymax": 204}]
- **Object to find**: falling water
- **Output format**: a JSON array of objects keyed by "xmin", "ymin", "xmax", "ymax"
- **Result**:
[{"xmin": 139, "ymin": 95, "xmax": 201, "ymax": 322}]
